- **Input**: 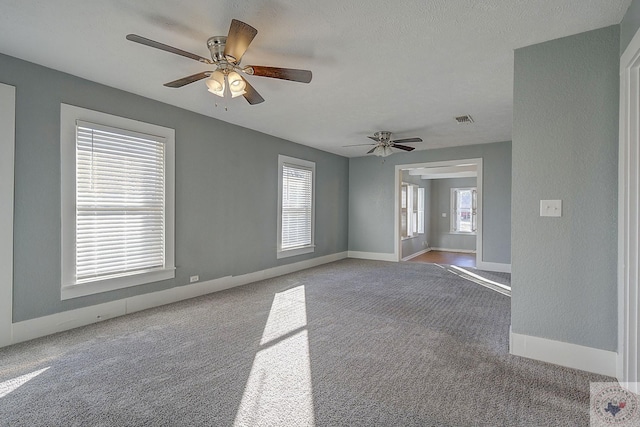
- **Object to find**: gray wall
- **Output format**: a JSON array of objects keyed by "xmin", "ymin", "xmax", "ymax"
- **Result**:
[
  {"xmin": 621, "ymin": 0, "xmax": 640, "ymax": 54},
  {"xmin": 512, "ymin": 26, "xmax": 619, "ymax": 351},
  {"xmin": 429, "ymin": 177, "xmax": 477, "ymax": 252},
  {"xmin": 1, "ymin": 53, "xmax": 349, "ymax": 322},
  {"xmin": 349, "ymin": 141, "xmax": 511, "ymax": 264},
  {"xmin": 400, "ymin": 171, "xmax": 429, "ymax": 258}
]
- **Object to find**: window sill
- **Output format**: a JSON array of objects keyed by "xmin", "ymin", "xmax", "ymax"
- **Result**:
[
  {"xmin": 449, "ymin": 231, "xmax": 477, "ymax": 236},
  {"xmin": 61, "ymin": 267, "xmax": 175, "ymax": 300},
  {"xmin": 277, "ymin": 245, "xmax": 315, "ymax": 259}
]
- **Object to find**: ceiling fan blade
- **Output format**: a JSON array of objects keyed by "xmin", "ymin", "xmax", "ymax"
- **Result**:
[
  {"xmin": 242, "ymin": 79, "xmax": 265, "ymax": 105},
  {"xmin": 367, "ymin": 147, "xmax": 377, "ymax": 154},
  {"xmin": 392, "ymin": 144, "xmax": 415, "ymax": 152},
  {"xmin": 224, "ymin": 19, "xmax": 258, "ymax": 64},
  {"xmin": 164, "ymin": 72, "xmax": 210, "ymax": 88},
  {"xmin": 126, "ymin": 34, "xmax": 212, "ymax": 64},
  {"xmin": 343, "ymin": 143, "xmax": 377, "ymax": 147},
  {"xmin": 390, "ymin": 137, "xmax": 423, "ymax": 144},
  {"xmin": 246, "ymin": 66, "xmax": 312, "ymax": 83},
  {"xmin": 367, "ymin": 136, "xmax": 380, "ymax": 142}
]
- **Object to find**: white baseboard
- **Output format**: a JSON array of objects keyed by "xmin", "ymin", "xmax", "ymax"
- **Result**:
[
  {"xmin": 430, "ymin": 247, "xmax": 476, "ymax": 254},
  {"xmin": 510, "ymin": 327, "xmax": 617, "ymax": 377},
  {"xmin": 347, "ymin": 251, "xmax": 397, "ymax": 262},
  {"xmin": 8, "ymin": 251, "xmax": 348, "ymax": 347},
  {"xmin": 401, "ymin": 248, "xmax": 431, "ymax": 261},
  {"xmin": 476, "ymin": 261, "xmax": 511, "ymax": 273}
]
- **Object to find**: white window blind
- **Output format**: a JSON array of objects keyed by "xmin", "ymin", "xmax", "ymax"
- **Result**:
[
  {"xmin": 75, "ymin": 121, "xmax": 166, "ymax": 283},
  {"xmin": 418, "ymin": 187, "xmax": 425, "ymax": 234},
  {"xmin": 281, "ymin": 163, "xmax": 313, "ymax": 249}
]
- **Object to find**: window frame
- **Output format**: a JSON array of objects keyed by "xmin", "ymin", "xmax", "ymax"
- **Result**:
[
  {"xmin": 277, "ymin": 155, "xmax": 315, "ymax": 259},
  {"xmin": 60, "ymin": 104, "xmax": 175, "ymax": 300},
  {"xmin": 450, "ymin": 187, "xmax": 477, "ymax": 235},
  {"xmin": 417, "ymin": 187, "xmax": 425, "ymax": 234},
  {"xmin": 401, "ymin": 182, "xmax": 423, "ymax": 239}
]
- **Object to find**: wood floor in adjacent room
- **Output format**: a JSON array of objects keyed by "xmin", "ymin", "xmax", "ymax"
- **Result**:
[{"xmin": 408, "ymin": 250, "xmax": 476, "ymax": 268}]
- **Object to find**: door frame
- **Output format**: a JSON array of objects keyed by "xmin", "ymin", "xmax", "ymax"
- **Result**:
[
  {"xmin": 394, "ymin": 158, "xmax": 483, "ymax": 266},
  {"xmin": 0, "ymin": 83, "xmax": 16, "ymax": 347},
  {"xmin": 618, "ymin": 28, "xmax": 640, "ymax": 392}
]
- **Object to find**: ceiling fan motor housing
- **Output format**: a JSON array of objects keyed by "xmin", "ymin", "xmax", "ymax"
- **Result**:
[
  {"xmin": 207, "ymin": 36, "xmax": 227, "ymax": 62},
  {"xmin": 374, "ymin": 131, "xmax": 392, "ymax": 144}
]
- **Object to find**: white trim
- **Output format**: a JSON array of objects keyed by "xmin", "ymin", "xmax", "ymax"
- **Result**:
[
  {"xmin": 277, "ymin": 155, "xmax": 316, "ymax": 259},
  {"xmin": 60, "ymin": 104, "xmax": 176, "ymax": 299},
  {"xmin": 430, "ymin": 247, "xmax": 476, "ymax": 254},
  {"xmin": 6, "ymin": 251, "xmax": 347, "ymax": 347},
  {"xmin": 62, "ymin": 269, "xmax": 176, "ymax": 300},
  {"xmin": 0, "ymin": 83, "xmax": 15, "ymax": 348},
  {"xmin": 476, "ymin": 261, "xmax": 512, "ymax": 274},
  {"xmin": 618, "ymin": 26, "xmax": 640, "ymax": 393},
  {"xmin": 510, "ymin": 328, "xmax": 616, "ymax": 377},
  {"xmin": 395, "ymin": 159, "xmax": 483, "ymax": 265},
  {"xmin": 401, "ymin": 248, "xmax": 431, "ymax": 261},
  {"xmin": 347, "ymin": 251, "xmax": 396, "ymax": 262}
]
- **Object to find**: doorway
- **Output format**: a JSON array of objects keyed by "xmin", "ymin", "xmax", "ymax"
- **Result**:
[
  {"xmin": 394, "ymin": 158, "xmax": 483, "ymax": 267},
  {"xmin": 0, "ymin": 83, "xmax": 16, "ymax": 347},
  {"xmin": 618, "ymin": 26, "xmax": 640, "ymax": 392}
]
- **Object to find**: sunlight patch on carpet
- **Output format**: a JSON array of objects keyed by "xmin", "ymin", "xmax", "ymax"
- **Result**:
[
  {"xmin": 0, "ymin": 367, "xmax": 50, "ymax": 398},
  {"xmin": 448, "ymin": 265, "xmax": 511, "ymax": 296},
  {"xmin": 234, "ymin": 285, "xmax": 315, "ymax": 426}
]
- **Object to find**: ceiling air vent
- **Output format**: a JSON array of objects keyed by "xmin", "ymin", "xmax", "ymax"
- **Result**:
[{"xmin": 455, "ymin": 115, "xmax": 474, "ymax": 124}]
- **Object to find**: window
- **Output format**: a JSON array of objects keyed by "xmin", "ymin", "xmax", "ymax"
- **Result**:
[
  {"xmin": 61, "ymin": 104, "xmax": 175, "ymax": 300},
  {"xmin": 451, "ymin": 187, "xmax": 477, "ymax": 234},
  {"xmin": 401, "ymin": 183, "xmax": 424, "ymax": 238},
  {"xmin": 277, "ymin": 155, "xmax": 315, "ymax": 258},
  {"xmin": 417, "ymin": 187, "xmax": 425, "ymax": 234}
]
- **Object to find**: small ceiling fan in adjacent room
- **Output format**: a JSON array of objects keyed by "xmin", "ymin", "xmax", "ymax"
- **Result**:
[
  {"xmin": 345, "ymin": 131, "xmax": 423, "ymax": 157},
  {"xmin": 126, "ymin": 19, "xmax": 312, "ymax": 105}
]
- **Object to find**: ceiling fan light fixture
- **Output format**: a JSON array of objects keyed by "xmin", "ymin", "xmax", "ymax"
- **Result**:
[
  {"xmin": 206, "ymin": 70, "xmax": 226, "ymax": 97},
  {"xmin": 373, "ymin": 145, "xmax": 393, "ymax": 157},
  {"xmin": 230, "ymin": 88, "xmax": 246, "ymax": 98},
  {"xmin": 227, "ymin": 71, "xmax": 246, "ymax": 94}
]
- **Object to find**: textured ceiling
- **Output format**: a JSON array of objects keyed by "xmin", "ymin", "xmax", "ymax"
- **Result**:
[{"xmin": 0, "ymin": 1, "xmax": 631, "ymax": 157}]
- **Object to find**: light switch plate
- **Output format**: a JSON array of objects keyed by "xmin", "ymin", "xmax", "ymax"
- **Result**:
[{"xmin": 540, "ymin": 200, "xmax": 562, "ymax": 217}]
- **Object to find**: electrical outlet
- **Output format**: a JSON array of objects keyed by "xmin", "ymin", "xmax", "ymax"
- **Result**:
[{"xmin": 189, "ymin": 275, "xmax": 199, "ymax": 283}]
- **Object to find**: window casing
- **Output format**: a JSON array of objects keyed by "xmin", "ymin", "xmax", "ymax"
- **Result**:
[
  {"xmin": 61, "ymin": 104, "xmax": 175, "ymax": 300},
  {"xmin": 417, "ymin": 187, "xmax": 425, "ymax": 234},
  {"xmin": 277, "ymin": 155, "xmax": 315, "ymax": 259},
  {"xmin": 401, "ymin": 183, "xmax": 423, "ymax": 238},
  {"xmin": 451, "ymin": 187, "xmax": 477, "ymax": 234}
]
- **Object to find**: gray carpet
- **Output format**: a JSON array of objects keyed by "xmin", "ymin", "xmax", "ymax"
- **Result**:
[{"xmin": 0, "ymin": 259, "xmax": 611, "ymax": 426}]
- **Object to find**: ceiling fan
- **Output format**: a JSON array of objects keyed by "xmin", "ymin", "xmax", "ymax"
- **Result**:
[
  {"xmin": 346, "ymin": 131, "xmax": 423, "ymax": 157},
  {"xmin": 126, "ymin": 19, "xmax": 312, "ymax": 105}
]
